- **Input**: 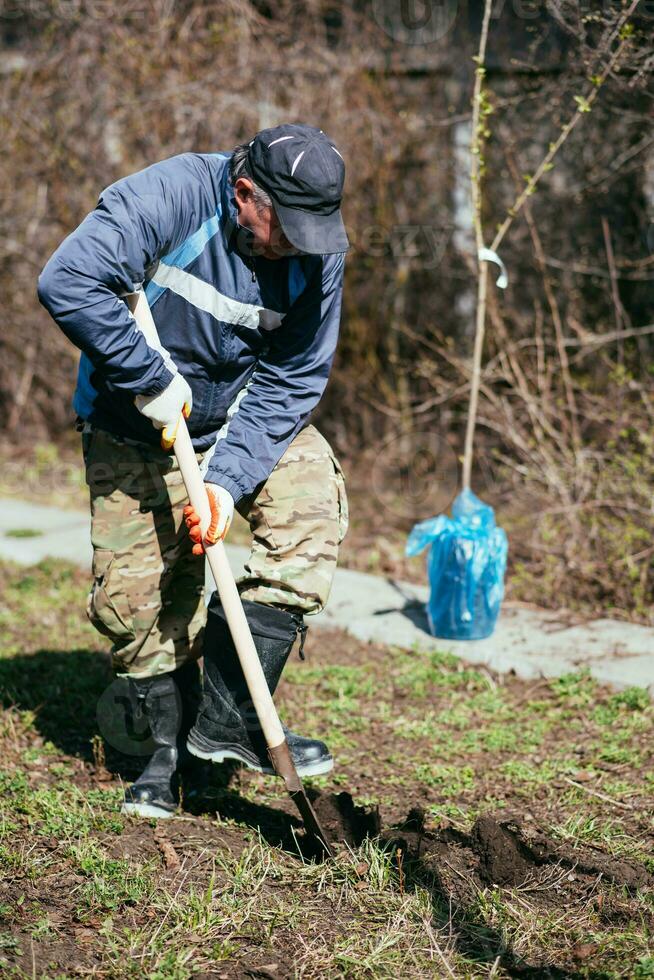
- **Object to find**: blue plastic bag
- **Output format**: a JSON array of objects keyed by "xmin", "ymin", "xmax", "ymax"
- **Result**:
[{"xmin": 405, "ymin": 488, "xmax": 508, "ymax": 640}]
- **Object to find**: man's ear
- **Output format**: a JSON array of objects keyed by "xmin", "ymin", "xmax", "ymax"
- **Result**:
[{"xmin": 234, "ymin": 176, "xmax": 254, "ymax": 205}]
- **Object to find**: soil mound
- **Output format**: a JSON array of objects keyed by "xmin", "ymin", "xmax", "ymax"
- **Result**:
[
  {"xmin": 471, "ymin": 815, "xmax": 535, "ymax": 886},
  {"xmin": 303, "ymin": 794, "xmax": 651, "ymax": 898},
  {"xmin": 378, "ymin": 810, "xmax": 652, "ymax": 894}
]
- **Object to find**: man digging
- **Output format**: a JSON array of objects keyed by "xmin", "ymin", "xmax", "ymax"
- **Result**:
[{"xmin": 38, "ymin": 124, "xmax": 350, "ymax": 818}]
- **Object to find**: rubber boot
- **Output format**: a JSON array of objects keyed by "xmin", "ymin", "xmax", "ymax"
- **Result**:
[
  {"xmin": 187, "ymin": 596, "xmax": 333, "ymax": 778},
  {"xmin": 121, "ymin": 660, "xmax": 201, "ymax": 818}
]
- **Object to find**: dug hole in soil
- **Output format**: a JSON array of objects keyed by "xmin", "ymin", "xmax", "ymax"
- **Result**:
[{"xmin": 310, "ymin": 790, "xmax": 651, "ymax": 893}]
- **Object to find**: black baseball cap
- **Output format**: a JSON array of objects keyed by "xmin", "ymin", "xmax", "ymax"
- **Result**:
[{"xmin": 245, "ymin": 123, "xmax": 349, "ymax": 255}]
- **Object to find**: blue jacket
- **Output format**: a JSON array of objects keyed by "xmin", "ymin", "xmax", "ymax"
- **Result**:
[{"xmin": 37, "ymin": 153, "xmax": 345, "ymax": 504}]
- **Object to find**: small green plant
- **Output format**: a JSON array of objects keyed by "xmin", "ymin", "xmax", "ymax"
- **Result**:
[
  {"xmin": 612, "ymin": 687, "xmax": 650, "ymax": 712},
  {"xmin": 29, "ymin": 912, "xmax": 56, "ymax": 941},
  {"xmin": 4, "ymin": 528, "xmax": 44, "ymax": 539},
  {"xmin": 635, "ymin": 957, "xmax": 654, "ymax": 978},
  {"xmin": 72, "ymin": 840, "xmax": 154, "ymax": 913}
]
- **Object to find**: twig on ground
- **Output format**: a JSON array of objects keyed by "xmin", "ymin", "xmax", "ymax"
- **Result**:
[{"xmin": 562, "ymin": 776, "xmax": 634, "ymax": 810}]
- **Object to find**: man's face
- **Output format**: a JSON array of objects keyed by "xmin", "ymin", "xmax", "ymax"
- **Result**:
[{"xmin": 233, "ymin": 177, "xmax": 298, "ymax": 260}]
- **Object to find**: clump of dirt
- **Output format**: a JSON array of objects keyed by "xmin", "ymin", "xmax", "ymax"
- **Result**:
[
  {"xmin": 518, "ymin": 824, "xmax": 652, "ymax": 892},
  {"xmin": 310, "ymin": 791, "xmax": 382, "ymax": 848},
  {"xmin": 471, "ymin": 815, "xmax": 538, "ymax": 886},
  {"xmin": 379, "ymin": 811, "xmax": 653, "ymax": 895}
]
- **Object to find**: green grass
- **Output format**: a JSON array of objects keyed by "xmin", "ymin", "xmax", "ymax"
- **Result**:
[{"xmin": 71, "ymin": 839, "xmax": 156, "ymax": 914}]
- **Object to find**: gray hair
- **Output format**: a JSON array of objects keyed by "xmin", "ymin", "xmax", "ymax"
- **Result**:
[{"xmin": 230, "ymin": 143, "xmax": 273, "ymax": 213}]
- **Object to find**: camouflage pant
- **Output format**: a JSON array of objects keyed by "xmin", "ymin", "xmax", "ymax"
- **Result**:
[{"xmin": 84, "ymin": 425, "xmax": 348, "ymax": 678}]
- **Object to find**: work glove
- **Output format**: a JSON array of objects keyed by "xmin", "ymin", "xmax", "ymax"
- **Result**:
[
  {"xmin": 134, "ymin": 372, "xmax": 192, "ymax": 450},
  {"xmin": 183, "ymin": 483, "xmax": 234, "ymax": 555}
]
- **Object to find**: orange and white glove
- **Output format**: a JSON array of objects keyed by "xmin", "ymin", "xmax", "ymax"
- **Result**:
[
  {"xmin": 183, "ymin": 483, "xmax": 234, "ymax": 555},
  {"xmin": 135, "ymin": 372, "xmax": 192, "ymax": 450}
]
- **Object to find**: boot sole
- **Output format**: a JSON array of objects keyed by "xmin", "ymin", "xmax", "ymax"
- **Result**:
[
  {"xmin": 187, "ymin": 732, "xmax": 334, "ymax": 778},
  {"xmin": 121, "ymin": 801, "xmax": 175, "ymax": 819}
]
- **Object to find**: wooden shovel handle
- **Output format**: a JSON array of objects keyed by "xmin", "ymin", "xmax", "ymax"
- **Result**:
[{"xmin": 127, "ymin": 291, "xmax": 285, "ymax": 750}]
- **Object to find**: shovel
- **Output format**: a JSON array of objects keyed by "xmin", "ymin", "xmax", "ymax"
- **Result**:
[{"xmin": 127, "ymin": 290, "xmax": 333, "ymax": 858}]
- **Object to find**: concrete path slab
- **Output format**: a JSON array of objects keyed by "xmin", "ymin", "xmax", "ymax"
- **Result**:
[
  {"xmin": 1, "ymin": 498, "xmax": 652, "ymax": 694},
  {"xmin": 319, "ymin": 572, "xmax": 653, "ymax": 693},
  {"xmin": 0, "ymin": 499, "xmax": 93, "ymax": 567}
]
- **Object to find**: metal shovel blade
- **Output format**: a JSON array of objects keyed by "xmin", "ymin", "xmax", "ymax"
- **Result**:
[{"xmin": 268, "ymin": 741, "xmax": 334, "ymax": 858}]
